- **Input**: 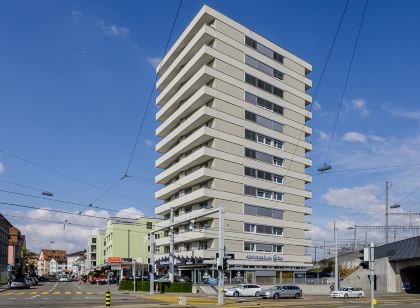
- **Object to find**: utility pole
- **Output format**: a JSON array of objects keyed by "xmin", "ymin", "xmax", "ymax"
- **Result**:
[
  {"xmin": 169, "ymin": 208, "xmax": 174, "ymax": 283},
  {"xmin": 149, "ymin": 232, "xmax": 155, "ymax": 295},
  {"xmin": 353, "ymin": 227, "xmax": 357, "ymax": 251},
  {"xmin": 369, "ymin": 242, "xmax": 375, "ymax": 308},
  {"xmin": 314, "ymin": 246, "xmax": 317, "ymax": 263},
  {"xmin": 128, "ymin": 229, "xmax": 131, "ymax": 258},
  {"xmin": 385, "ymin": 181, "xmax": 390, "ymax": 244},
  {"xmin": 334, "ymin": 221, "xmax": 338, "ymax": 291},
  {"xmin": 169, "ymin": 226, "xmax": 174, "ymax": 283},
  {"xmin": 218, "ymin": 208, "xmax": 225, "ymax": 305}
]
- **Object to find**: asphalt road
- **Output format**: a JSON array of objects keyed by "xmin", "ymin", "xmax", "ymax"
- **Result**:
[{"xmin": 0, "ymin": 280, "xmax": 162, "ymax": 307}]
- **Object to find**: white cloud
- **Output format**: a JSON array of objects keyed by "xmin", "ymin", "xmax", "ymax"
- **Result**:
[
  {"xmin": 342, "ymin": 131, "xmax": 367, "ymax": 143},
  {"xmin": 368, "ymin": 134, "xmax": 385, "ymax": 142},
  {"xmin": 322, "ymin": 184, "xmax": 383, "ymax": 213},
  {"xmin": 115, "ymin": 207, "xmax": 144, "ymax": 219},
  {"xmin": 388, "ymin": 108, "xmax": 420, "ymax": 120},
  {"xmin": 317, "ymin": 130, "xmax": 330, "ymax": 142},
  {"xmin": 96, "ymin": 19, "xmax": 130, "ymax": 39},
  {"xmin": 0, "ymin": 162, "xmax": 4, "ymax": 174},
  {"xmin": 312, "ymin": 101, "xmax": 321, "ymax": 111},
  {"xmin": 71, "ymin": 10, "xmax": 87, "ymax": 20},
  {"xmin": 7, "ymin": 206, "xmax": 145, "ymax": 252},
  {"xmin": 144, "ymin": 139, "xmax": 154, "ymax": 147},
  {"xmin": 146, "ymin": 57, "xmax": 162, "ymax": 68},
  {"xmin": 351, "ymin": 99, "xmax": 369, "ymax": 116}
]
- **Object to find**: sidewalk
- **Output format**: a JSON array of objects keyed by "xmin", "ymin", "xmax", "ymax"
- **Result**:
[{"xmin": 0, "ymin": 284, "xmax": 9, "ymax": 292}]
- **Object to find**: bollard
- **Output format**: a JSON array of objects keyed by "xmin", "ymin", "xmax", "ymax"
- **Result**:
[{"xmin": 105, "ymin": 290, "xmax": 111, "ymax": 306}]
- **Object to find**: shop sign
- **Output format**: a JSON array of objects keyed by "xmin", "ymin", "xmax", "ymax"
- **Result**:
[
  {"xmin": 272, "ymin": 255, "xmax": 283, "ymax": 262},
  {"xmin": 106, "ymin": 257, "xmax": 122, "ymax": 263},
  {"xmin": 246, "ymin": 255, "xmax": 272, "ymax": 260},
  {"xmin": 121, "ymin": 258, "xmax": 132, "ymax": 263}
]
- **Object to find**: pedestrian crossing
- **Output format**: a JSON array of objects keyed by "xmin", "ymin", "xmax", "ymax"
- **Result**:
[{"xmin": 1, "ymin": 291, "xmax": 105, "ymax": 296}]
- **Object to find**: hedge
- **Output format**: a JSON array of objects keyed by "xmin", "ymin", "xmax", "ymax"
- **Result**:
[{"xmin": 118, "ymin": 280, "xmax": 192, "ymax": 293}]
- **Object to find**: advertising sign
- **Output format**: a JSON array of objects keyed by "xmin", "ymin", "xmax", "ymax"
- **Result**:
[{"xmin": 106, "ymin": 257, "xmax": 122, "ymax": 263}]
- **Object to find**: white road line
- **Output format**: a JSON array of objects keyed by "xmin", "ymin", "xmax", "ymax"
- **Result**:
[
  {"xmin": 48, "ymin": 281, "xmax": 58, "ymax": 292},
  {"xmin": 71, "ymin": 282, "xmax": 82, "ymax": 290}
]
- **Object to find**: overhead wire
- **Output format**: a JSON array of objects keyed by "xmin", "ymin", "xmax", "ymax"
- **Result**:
[{"xmin": 323, "ymin": 0, "xmax": 370, "ymax": 164}]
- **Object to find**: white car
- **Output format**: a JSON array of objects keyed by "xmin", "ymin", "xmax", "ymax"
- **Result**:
[
  {"xmin": 59, "ymin": 275, "xmax": 70, "ymax": 282},
  {"xmin": 330, "ymin": 287, "xmax": 364, "ymax": 298},
  {"xmin": 224, "ymin": 284, "xmax": 262, "ymax": 297}
]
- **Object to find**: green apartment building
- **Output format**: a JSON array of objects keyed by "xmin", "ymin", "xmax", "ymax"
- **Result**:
[{"xmin": 94, "ymin": 216, "xmax": 160, "ymax": 267}]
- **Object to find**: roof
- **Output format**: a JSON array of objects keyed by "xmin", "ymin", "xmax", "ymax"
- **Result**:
[
  {"xmin": 67, "ymin": 250, "xmax": 86, "ymax": 257},
  {"xmin": 376, "ymin": 236, "xmax": 420, "ymax": 261},
  {"xmin": 40, "ymin": 249, "xmax": 67, "ymax": 261}
]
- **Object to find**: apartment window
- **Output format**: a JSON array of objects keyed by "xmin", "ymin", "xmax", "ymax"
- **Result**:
[
  {"xmin": 245, "ymin": 204, "xmax": 284, "ymax": 220},
  {"xmin": 245, "ymin": 129, "xmax": 283, "ymax": 149},
  {"xmin": 273, "ymin": 227, "xmax": 283, "ymax": 236},
  {"xmin": 244, "ymin": 185, "xmax": 283, "ymax": 201},
  {"xmin": 184, "ymin": 206, "xmax": 192, "ymax": 213},
  {"xmin": 244, "ymin": 223, "xmax": 256, "ymax": 233},
  {"xmin": 245, "ymin": 73, "xmax": 283, "ymax": 98},
  {"xmin": 244, "ymin": 242, "xmax": 284, "ymax": 253},
  {"xmin": 184, "ymin": 187, "xmax": 192, "ymax": 194},
  {"xmin": 185, "ymin": 243, "xmax": 191, "ymax": 251},
  {"xmin": 245, "ymin": 166, "xmax": 283, "ymax": 184},
  {"xmin": 245, "ymin": 55, "xmax": 284, "ymax": 80},
  {"xmin": 245, "ymin": 110, "xmax": 283, "ymax": 132},
  {"xmin": 147, "ymin": 222, "xmax": 153, "ymax": 230},
  {"xmin": 199, "ymin": 241, "xmax": 208, "ymax": 250},
  {"xmin": 245, "ymin": 36, "xmax": 284, "ymax": 64},
  {"xmin": 273, "ymin": 157, "xmax": 283, "ymax": 166},
  {"xmin": 245, "ymin": 92, "xmax": 284, "ymax": 115}
]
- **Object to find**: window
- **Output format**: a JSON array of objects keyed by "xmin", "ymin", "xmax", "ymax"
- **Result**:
[
  {"xmin": 273, "ymin": 175, "xmax": 283, "ymax": 184},
  {"xmin": 199, "ymin": 241, "xmax": 208, "ymax": 250},
  {"xmin": 273, "ymin": 157, "xmax": 283, "ymax": 166},
  {"xmin": 244, "ymin": 242, "xmax": 256, "ymax": 252},
  {"xmin": 184, "ymin": 187, "xmax": 192, "ymax": 194},
  {"xmin": 146, "ymin": 222, "xmax": 153, "ymax": 229},
  {"xmin": 245, "ymin": 73, "xmax": 283, "ymax": 98},
  {"xmin": 244, "ymin": 223, "xmax": 255, "ymax": 233},
  {"xmin": 244, "ymin": 242, "xmax": 283, "ymax": 253},
  {"xmin": 245, "ymin": 110, "xmax": 283, "ymax": 132},
  {"xmin": 245, "ymin": 55, "xmax": 284, "ymax": 80},
  {"xmin": 273, "ymin": 227, "xmax": 283, "ymax": 236},
  {"xmin": 245, "ymin": 129, "xmax": 283, "ymax": 150},
  {"xmin": 184, "ymin": 206, "xmax": 192, "ymax": 213},
  {"xmin": 256, "ymin": 244, "xmax": 273, "ymax": 252},
  {"xmin": 244, "ymin": 185, "xmax": 283, "ymax": 201},
  {"xmin": 273, "ymin": 245, "xmax": 283, "ymax": 253}
]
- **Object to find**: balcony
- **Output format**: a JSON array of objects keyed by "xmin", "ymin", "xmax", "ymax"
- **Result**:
[{"xmin": 155, "ymin": 229, "xmax": 217, "ymax": 246}]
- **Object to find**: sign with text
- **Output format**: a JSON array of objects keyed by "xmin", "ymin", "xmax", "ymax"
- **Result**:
[{"xmin": 106, "ymin": 257, "xmax": 122, "ymax": 263}]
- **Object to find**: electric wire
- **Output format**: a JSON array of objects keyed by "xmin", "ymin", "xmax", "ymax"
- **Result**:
[{"xmin": 323, "ymin": 0, "xmax": 370, "ymax": 164}]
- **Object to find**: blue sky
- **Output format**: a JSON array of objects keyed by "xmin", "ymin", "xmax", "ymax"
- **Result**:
[{"xmin": 1, "ymin": 0, "xmax": 420, "ymax": 253}]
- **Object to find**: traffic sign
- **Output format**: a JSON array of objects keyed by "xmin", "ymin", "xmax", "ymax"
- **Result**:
[{"xmin": 7, "ymin": 265, "xmax": 13, "ymax": 272}]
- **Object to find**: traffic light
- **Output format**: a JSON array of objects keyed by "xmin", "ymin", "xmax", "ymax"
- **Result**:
[
  {"xmin": 223, "ymin": 257, "xmax": 229, "ymax": 273},
  {"xmin": 148, "ymin": 264, "xmax": 154, "ymax": 273},
  {"xmin": 359, "ymin": 248, "xmax": 369, "ymax": 269}
]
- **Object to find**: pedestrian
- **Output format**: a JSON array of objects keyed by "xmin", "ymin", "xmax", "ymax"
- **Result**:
[{"xmin": 330, "ymin": 284, "xmax": 334, "ymax": 293}]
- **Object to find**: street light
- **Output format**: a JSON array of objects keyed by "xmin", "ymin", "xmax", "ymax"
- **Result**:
[
  {"xmin": 42, "ymin": 191, "xmax": 54, "ymax": 197},
  {"xmin": 390, "ymin": 203, "xmax": 400, "ymax": 209},
  {"xmin": 347, "ymin": 227, "xmax": 356, "ymax": 250}
]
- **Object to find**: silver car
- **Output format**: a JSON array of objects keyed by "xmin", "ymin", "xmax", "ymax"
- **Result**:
[{"xmin": 260, "ymin": 285, "xmax": 302, "ymax": 299}]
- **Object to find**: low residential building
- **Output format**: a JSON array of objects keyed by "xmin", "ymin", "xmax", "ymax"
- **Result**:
[
  {"xmin": 49, "ymin": 257, "xmax": 67, "ymax": 275},
  {"xmin": 37, "ymin": 249, "xmax": 67, "ymax": 276},
  {"xmin": 0, "ymin": 214, "xmax": 12, "ymax": 284},
  {"xmin": 67, "ymin": 250, "xmax": 86, "ymax": 277}
]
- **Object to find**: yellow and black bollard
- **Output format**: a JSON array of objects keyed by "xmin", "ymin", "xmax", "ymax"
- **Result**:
[{"xmin": 105, "ymin": 290, "xmax": 111, "ymax": 306}]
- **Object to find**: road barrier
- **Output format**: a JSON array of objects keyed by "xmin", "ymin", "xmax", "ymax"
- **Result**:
[{"xmin": 105, "ymin": 290, "xmax": 110, "ymax": 306}]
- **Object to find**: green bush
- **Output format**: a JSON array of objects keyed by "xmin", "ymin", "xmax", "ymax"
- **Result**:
[{"xmin": 118, "ymin": 280, "xmax": 192, "ymax": 293}]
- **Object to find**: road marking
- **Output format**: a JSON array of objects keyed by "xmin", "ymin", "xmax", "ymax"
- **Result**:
[
  {"xmin": 30, "ymin": 291, "xmax": 37, "ymax": 294},
  {"xmin": 48, "ymin": 281, "xmax": 58, "ymax": 292},
  {"xmin": 86, "ymin": 292, "xmax": 93, "ymax": 294},
  {"xmin": 52, "ymin": 291, "xmax": 60, "ymax": 295},
  {"xmin": 42, "ymin": 291, "xmax": 49, "ymax": 294},
  {"xmin": 76, "ymin": 291, "xmax": 82, "ymax": 294},
  {"xmin": 17, "ymin": 291, "xmax": 26, "ymax": 294},
  {"xmin": 65, "ymin": 291, "xmax": 71, "ymax": 294}
]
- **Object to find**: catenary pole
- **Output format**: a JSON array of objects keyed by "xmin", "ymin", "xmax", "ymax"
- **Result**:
[
  {"xmin": 149, "ymin": 232, "xmax": 155, "ymax": 295},
  {"xmin": 334, "ymin": 221, "xmax": 339, "ymax": 291},
  {"xmin": 218, "ymin": 208, "xmax": 225, "ymax": 305}
]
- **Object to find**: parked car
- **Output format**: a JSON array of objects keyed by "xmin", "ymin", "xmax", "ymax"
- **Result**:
[
  {"xmin": 23, "ymin": 277, "xmax": 35, "ymax": 286},
  {"xmin": 260, "ymin": 285, "xmax": 302, "ymax": 299},
  {"xmin": 37, "ymin": 276, "xmax": 47, "ymax": 282},
  {"xmin": 157, "ymin": 274, "xmax": 189, "ymax": 282},
  {"xmin": 10, "ymin": 278, "xmax": 30, "ymax": 289},
  {"xmin": 330, "ymin": 287, "xmax": 364, "ymax": 298},
  {"xmin": 224, "ymin": 284, "xmax": 262, "ymax": 297},
  {"xmin": 27, "ymin": 277, "xmax": 38, "ymax": 285},
  {"xmin": 59, "ymin": 275, "xmax": 70, "ymax": 282}
]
